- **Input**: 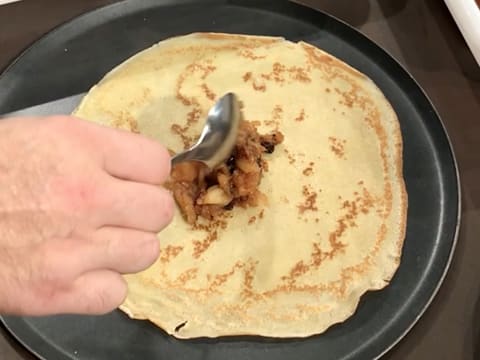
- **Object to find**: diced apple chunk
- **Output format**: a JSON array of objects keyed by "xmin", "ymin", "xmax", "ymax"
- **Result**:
[{"xmin": 197, "ymin": 186, "xmax": 233, "ymax": 206}]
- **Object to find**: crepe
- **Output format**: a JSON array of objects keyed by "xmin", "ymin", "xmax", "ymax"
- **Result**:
[{"xmin": 73, "ymin": 33, "xmax": 407, "ymax": 339}]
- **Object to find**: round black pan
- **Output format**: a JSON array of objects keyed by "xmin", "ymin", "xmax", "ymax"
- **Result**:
[{"xmin": 0, "ymin": 1, "xmax": 460, "ymax": 359}]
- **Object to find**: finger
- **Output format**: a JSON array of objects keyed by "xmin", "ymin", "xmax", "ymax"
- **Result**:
[
  {"xmin": 89, "ymin": 227, "xmax": 161, "ymax": 274},
  {"xmin": 38, "ymin": 229, "xmax": 160, "ymax": 278},
  {"xmin": 77, "ymin": 117, "xmax": 172, "ymax": 184},
  {"xmin": 98, "ymin": 178, "xmax": 175, "ymax": 232},
  {"xmin": 53, "ymin": 270, "xmax": 128, "ymax": 315}
]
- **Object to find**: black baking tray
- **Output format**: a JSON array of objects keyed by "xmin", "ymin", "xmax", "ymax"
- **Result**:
[{"xmin": 0, "ymin": 1, "xmax": 460, "ymax": 359}]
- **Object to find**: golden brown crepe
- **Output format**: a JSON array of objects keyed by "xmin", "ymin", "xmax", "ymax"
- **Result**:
[{"xmin": 73, "ymin": 33, "xmax": 408, "ymax": 339}]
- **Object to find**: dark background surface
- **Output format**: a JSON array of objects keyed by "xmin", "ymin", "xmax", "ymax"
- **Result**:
[{"xmin": 0, "ymin": 0, "xmax": 479, "ymax": 359}]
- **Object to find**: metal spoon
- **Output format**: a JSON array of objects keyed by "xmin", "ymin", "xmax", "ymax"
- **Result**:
[{"xmin": 171, "ymin": 93, "xmax": 241, "ymax": 169}]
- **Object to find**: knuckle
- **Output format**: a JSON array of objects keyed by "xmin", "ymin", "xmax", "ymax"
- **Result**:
[
  {"xmin": 33, "ymin": 245, "xmax": 64, "ymax": 286},
  {"xmin": 54, "ymin": 176, "xmax": 101, "ymax": 215},
  {"xmin": 44, "ymin": 116, "xmax": 76, "ymax": 134},
  {"xmin": 45, "ymin": 115, "xmax": 68, "ymax": 126},
  {"xmin": 27, "ymin": 246, "xmax": 69, "ymax": 312},
  {"xmin": 44, "ymin": 116, "xmax": 94, "ymax": 151}
]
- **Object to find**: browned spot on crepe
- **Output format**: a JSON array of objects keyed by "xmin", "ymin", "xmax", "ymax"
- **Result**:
[
  {"xmin": 272, "ymin": 184, "xmax": 377, "ymax": 290},
  {"xmin": 160, "ymin": 245, "xmax": 184, "ymax": 263},
  {"xmin": 295, "ymin": 109, "xmax": 306, "ymax": 122},
  {"xmin": 243, "ymin": 62, "xmax": 311, "ymax": 92},
  {"xmin": 171, "ymin": 61, "xmax": 217, "ymax": 147},
  {"xmin": 201, "ymin": 83, "xmax": 216, "ymax": 101},
  {"xmin": 238, "ymin": 49, "xmax": 267, "ymax": 60},
  {"xmin": 303, "ymin": 162, "xmax": 315, "ymax": 176},
  {"xmin": 298, "ymin": 185, "xmax": 318, "ymax": 214},
  {"xmin": 283, "ymin": 148, "xmax": 296, "ymax": 165},
  {"xmin": 329, "ymin": 137, "xmax": 347, "ymax": 159}
]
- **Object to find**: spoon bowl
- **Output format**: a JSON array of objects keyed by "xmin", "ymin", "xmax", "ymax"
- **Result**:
[{"xmin": 171, "ymin": 93, "xmax": 241, "ymax": 169}]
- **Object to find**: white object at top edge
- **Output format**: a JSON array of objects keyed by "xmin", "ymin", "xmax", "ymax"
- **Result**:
[
  {"xmin": 444, "ymin": 0, "xmax": 480, "ymax": 66},
  {"xmin": 0, "ymin": 0, "xmax": 21, "ymax": 5}
]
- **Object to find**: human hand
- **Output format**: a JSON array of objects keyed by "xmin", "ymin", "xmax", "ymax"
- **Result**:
[{"xmin": 0, "ymin": 116, "xmax": 174, "ymax": 316}]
